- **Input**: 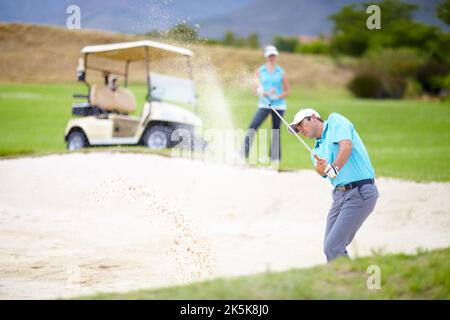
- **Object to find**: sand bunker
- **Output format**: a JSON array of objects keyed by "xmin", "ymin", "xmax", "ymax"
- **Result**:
[{"xmin": 0, "ymin": 152, "xmax": 449, "ymax": 299}]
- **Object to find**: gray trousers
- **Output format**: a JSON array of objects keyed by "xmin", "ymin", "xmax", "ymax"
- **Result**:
[{"xmin": 324, "ymin": 183, "xmax": 379, "ymax": 262}]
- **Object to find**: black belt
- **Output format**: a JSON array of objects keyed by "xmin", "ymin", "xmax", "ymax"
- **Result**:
[{"xmin": 335, "ymin": 178, "xmax": 375, "ymax": 191}]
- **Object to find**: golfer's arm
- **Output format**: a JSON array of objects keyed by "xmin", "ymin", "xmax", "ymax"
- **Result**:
[
  {"xmin": 333, "ymin": 140, "xmax": 352, "ymax": 170},
  {"xmin": 278, "ymin": 74, "xmax": 291, "ymax": 99}
]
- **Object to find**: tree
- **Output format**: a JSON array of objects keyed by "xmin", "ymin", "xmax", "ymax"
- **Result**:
[
  {"xmin": 329, "ymin": 0, "xmax": 428, "ymax": 56},
  {"xmin": 329, "ymin": 5, "xmax": 369, "ymax": 55},
  {"xmin": 273, "ymin": 36, "xmax": 299, "ymax": 53},
  {"xmin": 222, "ymin": 31, "xmax": 260, "ymax": 49},
  {"xmin": 223, "ymin": 31, "xmax": 236, "ymax": 46},
  {"xmin": 333, "ymin": 0, "xmax": 450, "ymax": 97},
  {"xmin": 247, "ymin": 33, "xmax": 260, "ymax": 49},
  {"xmin": 167, "ymin": 23, "xmax": 198, "ymax": 43},
  {"xmin": 437, "ymin": 0, "xmax": 450, "ymax": 25}
]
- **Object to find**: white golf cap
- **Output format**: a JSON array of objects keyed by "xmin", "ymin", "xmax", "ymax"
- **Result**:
[
  {"xmin": 264, "ymin": 45, "xmax": 279, "ymax": 57},
  {"xmin": 289, "ymin": 108, "xmax": 321, "ymax": 133}
]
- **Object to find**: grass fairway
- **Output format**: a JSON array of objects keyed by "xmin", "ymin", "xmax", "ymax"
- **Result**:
[
  {"xmin": 1, "ymin": 83, "xmax": 449, "ymax": 182},
  {"xmin": 79, "ymin": 247, "xmax": 449, "ymax": 299}
]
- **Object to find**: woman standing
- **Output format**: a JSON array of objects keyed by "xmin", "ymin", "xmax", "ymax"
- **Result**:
[{"xmin": 242, "ymin": 45, "xmax": 291, "ymax": 166}]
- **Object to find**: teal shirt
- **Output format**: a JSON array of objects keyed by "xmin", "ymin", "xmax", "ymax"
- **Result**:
[
  {"xmin": 311, "ymin": 113, "xmax": 375, "ymax": 187},
  {"xmin": 258, "ymin": 64, "xmax": 286, "ymax": 110}
]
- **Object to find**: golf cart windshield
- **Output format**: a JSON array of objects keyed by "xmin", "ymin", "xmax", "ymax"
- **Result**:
[{"xmin": 150, "ymin": 72, "xmax": 197, "ymax": 108}]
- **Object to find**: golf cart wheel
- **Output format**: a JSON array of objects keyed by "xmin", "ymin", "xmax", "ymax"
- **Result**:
[
  {"xmin": 67, "ymin": 130, "xmax": 88, "ymax": 151},
  {"xmin": 143, "ymin": 125, "xmax": 172, "ymax": 149}
]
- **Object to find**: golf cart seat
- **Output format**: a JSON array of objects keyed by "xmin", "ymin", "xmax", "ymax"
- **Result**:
[{"xmin": 90, "ymin": 84, "xmax": 136, "ymax": 114}]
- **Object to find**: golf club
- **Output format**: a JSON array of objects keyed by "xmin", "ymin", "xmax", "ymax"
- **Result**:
[{"xmin": 256, "ymin": 88, "xmax": 321, "ymax": 161}]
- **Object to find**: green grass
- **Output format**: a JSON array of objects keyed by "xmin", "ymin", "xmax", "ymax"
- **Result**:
[
  {"xmin": 78, "ymin": 247, "xmax": 450, "ymax": 299},
  {"xmin": 1, "ymin": 83, "xmax": 449, "ymax": 182}
]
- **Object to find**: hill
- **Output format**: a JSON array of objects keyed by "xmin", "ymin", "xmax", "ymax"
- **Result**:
[{"xmin": 0, "ymin": 23, "xmax": 353, "ymax": 87}]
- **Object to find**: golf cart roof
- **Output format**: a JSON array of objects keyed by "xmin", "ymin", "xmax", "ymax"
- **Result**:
[{"xmin": 81, "ymin": 40, "xmax": 193, "ymax": 61}]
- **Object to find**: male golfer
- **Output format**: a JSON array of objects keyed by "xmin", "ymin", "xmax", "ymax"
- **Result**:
[{"xmin": 289, "ymin": 109, "xmax": 379, "ymax": 262}]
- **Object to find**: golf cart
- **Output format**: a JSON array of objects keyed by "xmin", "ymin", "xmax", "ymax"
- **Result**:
[{"xmin": 64, "ymin": 40, "xmax": 204, "ymax": 150}]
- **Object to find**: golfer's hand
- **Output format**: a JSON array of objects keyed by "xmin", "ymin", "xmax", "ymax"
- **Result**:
[
  {"xmin": 315, "ymin": 158, "xmax": 327, "ymax": 176},
  {"xmin": 268, "ymin": 88, "xmax": 278, "ymax": 99},
  {"xmin": 256, "ymin": 87, "xmax": 270, "ymax": 98},
  {"xmin": 324, "ymin": 164, "xmax": 339, "ymax": 179}
]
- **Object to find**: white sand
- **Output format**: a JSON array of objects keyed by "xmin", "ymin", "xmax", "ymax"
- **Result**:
[{"xmin": 0, "ymin": 152, "xmax": 449, "ymax": 299}]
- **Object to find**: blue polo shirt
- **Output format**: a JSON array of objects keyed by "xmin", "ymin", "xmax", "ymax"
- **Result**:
[
  {"xmin": 258, "ymin": 64, "xmax": 286, "ymax": 110},
  {"xmin": 311, "ymin": 113, "xmax": 375, "ymax": 187}
]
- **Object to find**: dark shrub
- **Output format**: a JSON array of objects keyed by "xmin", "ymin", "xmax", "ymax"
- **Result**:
[
  {"xmin": 348, "ymin": 73, "xmax": 384, "ymax": 98},
  {"xmin": 382, "ymin": 75, "xmax": 407, "ymax": 99},
  {"xmin": 295, "ymin": 41, "xmax": 331, "ymax": 55},
  {"xmin": 416, "ymin": 60, "xmax": 450, "ymax": 95},
  {"xmin": 273, "ymin": 36, "xmax": 299, "ymax": 53},
  {"xmin": 348, "ymin": 48, "xmax": 423, "ymax": 99}
]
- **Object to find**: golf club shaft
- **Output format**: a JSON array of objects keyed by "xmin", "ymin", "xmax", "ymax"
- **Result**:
[{"xmin": 260, "ymin": 94, "xmax": 320, "ymax": 161}]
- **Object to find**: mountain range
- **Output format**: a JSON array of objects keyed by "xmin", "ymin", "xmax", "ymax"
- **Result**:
[{"xmin": 0, "ymin": 0, "xmax": 447, "ymax": 43}]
